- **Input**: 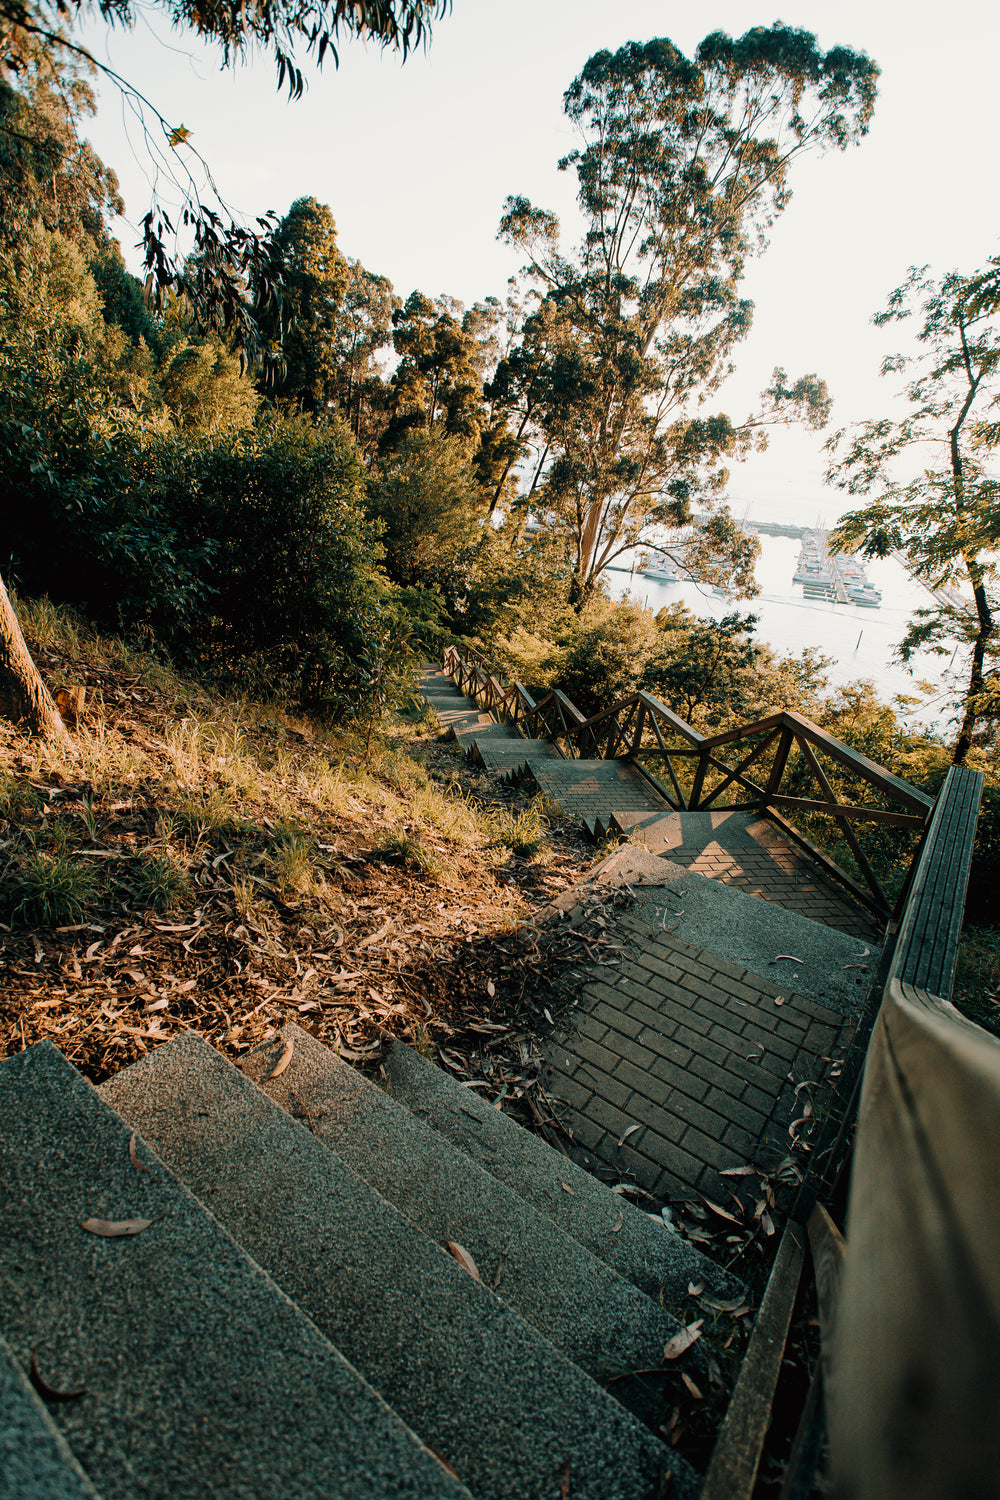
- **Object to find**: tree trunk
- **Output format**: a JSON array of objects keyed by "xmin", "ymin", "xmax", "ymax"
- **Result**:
[{"xmin": 0, "ymin": 576, "xmax": 69, "ymax": 740}]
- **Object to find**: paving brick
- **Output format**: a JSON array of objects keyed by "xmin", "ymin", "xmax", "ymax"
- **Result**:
[
  {"xmin": 678, "ymin": 1123, "xmax": 733, "ymax": 1171},
  {"xmin": 722, "ymin": 1121, "xmax": 763, "ymax": 1158},
  {"xmin": 584, "ymin": 1091, "xmax": 643, "ymax": 1139},
  {"xmin": 614, "ymin": 1059, "xmax": 675, "ymax": 1108},
  {"xmin": 610, "ymin": 1035, "xmax": 658, "ymax": 1072},
  {"xmin": 571, "ymin": 1012, "xmax": 610, "ymax": 1047},
  {"xmin": 563, "ymin": 1113, "xmax": 609, "ymax": 1155},
  {"xmin": 590, "ymin": 1001, "xmax": 645, "ymax": 1041},
  {"xmin": 631, "ymin": 952, "xmax": 686, "ymax": 986},
  {"xmin": 737, "ymin": 1021, "xmax": 797, "ymax": 1063},
  {"xmin": 629, "ymin": 1132, "xmax": 703, "ymax": 1191},
  {"xmin": 645, "ymin": 971, "xmax": 701, "ymax": 1009},
  {"xmin": 634, "ymin": 1029, "xmax": 694, "ymax": 1073},
  {"xmin": 655, "ymin": 1090, "xmax": 728, "ymax": 1140},
  {"xmin": 570, "ymin": 1060, "xmax": 634, "ymax": 1112},
  {"xmin": 703, "ymin": 1088, "xmax": 767, "ymax": 1135},
  {"xmin": 570, "ymin": 1034, "xmax": 629, "ymax": 1078}
]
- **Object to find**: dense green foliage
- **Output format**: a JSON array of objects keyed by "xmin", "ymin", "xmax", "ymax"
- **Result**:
[{"xmin": 827, "ymin": 263, "xmax": 1000, "ymax": 764}]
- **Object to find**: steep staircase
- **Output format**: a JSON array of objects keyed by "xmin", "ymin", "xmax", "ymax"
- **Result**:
[
  {"xmin": 421, "ymin": 662, "xmax": 881, "ymax": 1204},
  {"xmin": 1, "ymin": 1010, "xmax": 740, "ymax": 1497},
  {"xmin": 1, "ymin": 667, "xmax": 905, "ymax": 1499}
]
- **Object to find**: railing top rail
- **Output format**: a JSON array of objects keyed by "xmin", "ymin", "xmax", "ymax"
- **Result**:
[
  {"xmin": 889, "ymin": 764, "xmax": 984, "ymax": 1000},
  {"xmin": 699, "ymin": 709, "xmax": 934, "ymax": 815}
]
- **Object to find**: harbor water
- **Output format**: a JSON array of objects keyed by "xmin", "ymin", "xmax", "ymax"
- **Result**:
[{"xmin": 604, "ymin": 535, "xmax": 964, "ymax": 738}]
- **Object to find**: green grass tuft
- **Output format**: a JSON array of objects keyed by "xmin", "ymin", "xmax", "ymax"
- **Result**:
[
  {"xmin": 7, "ymin": 850, "xmax": 96, "ymax": 926},
  {"xmin": 129, "ymin": 854, "xmax": 190, "ymax": 914}
]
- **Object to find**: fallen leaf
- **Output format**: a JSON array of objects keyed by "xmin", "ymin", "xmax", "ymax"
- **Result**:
[
  {"xmin": 446, "ymin": 1241, "xmax": 482, "ymax": 1282},
  {"xmin": 746, "ymin": 1043, "xmax": 765, "ymax": 1061},
  {"xmin": 687, "ymin": 1281, "xmax": 705, "ymax": 1297},
  {"xmin": 80, "ymin": 1216, "xmax": 154, "ymax": 1237},
  {"xmin": 699, "ymin": 1294, "xmax": 748, "ymax": 1313},
  {"xmin": 543, "ymin": 1007, "xmax": 553, "ymax": 1024},
  {"xmin": 128, "ymin": 1131, "xmax": 149, "ymax": 1173},
  {"xmin": 29, "ymin": 1351, "xmax": 85, "ymax": 1403},
  {"xmin": 681, "ymin": 1372, "xmax": 704, "ymax": 1400},
  {"xmin": 617, "ymin": 1123, "xmax": 641, "ymax": 1147},
  {"xmin": 663, "ymin": 1321, "xmax": 704, "ymax": 1360},
  {"xmin": 486, "ymin": 980, "xmax": 496, "ymax": 997},
  {"xmin": 703, "ymin": 1199, "xmax": 741, "ymax": 1224},
  {"xmin": 773, "ymin": 995, "xmax": 785, "ymax": 1006},
  {"xmin": 720, "ymin": 1165, "xmax": 757, "ymax": 1177},
  {"xmin": 264, "ymin": 1037, "xmax": 294, "ymax": 1080},
  {"xmin": 143, "ymin": 998, "xmax": 168, "ymax": 1014},
  {"xmin": 558, "ymin": 1177, "xmax": 575, "ymax": 1195},
  {"xmin": 427, "ymin": 1448, "xmax": 460, "ymax": 1481},
  {"xmin": 761, "ymin": 1210, "xmax": 775, "ymax": 1236},
  {"xmin": 611, "ymin": 1212, "xmax": 624, "ymax": 1234},
  {"xmin": 357, "ymin": 918, "xmax": 392, "ymax": 950},
  {"xmin": 773, "ymin": 954, "xmax": 804, "ymax": 963}
]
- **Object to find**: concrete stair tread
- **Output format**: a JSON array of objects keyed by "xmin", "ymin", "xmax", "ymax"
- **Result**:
[
  {"xmin": 610, "ymin": 808, "xmax": 783, "ymax": 852},
  {"xmin": 382, "ymin": 1039, "xmax": 744, "ymax": 1304},
  {"xmin": 472, "ymin": 738, "xmax": 562, "ymax": 773},
  {"xmin": 102, "ymin": 1034, "xmax": 694, "ymax": 1500},
  {"xmin": 624, "ymin": 869, "xmax": 878, "ymax": 1014},
  {"xmin": 451, "ymin": 720, "xmax": 510, "ymax": 741},
  {"xmin": 239, "ymin": 1028, "xmax": 714, "ymax": 1396},
  {"xmin": 1, "ymin": 1042, "xmax": 468, "ymax": 1500},
  {"xmin": 0, "ymin": 1334, "xmax": 102, "ymax": 1500}
]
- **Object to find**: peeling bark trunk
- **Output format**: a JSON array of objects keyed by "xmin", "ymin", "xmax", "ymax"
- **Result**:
[{"xmin": 0, "ymin": 576, "xmax": 68, "ymax": 740}]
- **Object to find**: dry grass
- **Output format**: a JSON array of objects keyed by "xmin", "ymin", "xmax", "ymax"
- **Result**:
[{"xmin": 0, "ymin": 601, "xmax": 596, "ymax": 1088}]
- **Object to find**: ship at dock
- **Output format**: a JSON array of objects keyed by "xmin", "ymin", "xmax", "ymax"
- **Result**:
[{"xmin": 790, "ymin": 528, "xmax": 882, "ymax": 608}]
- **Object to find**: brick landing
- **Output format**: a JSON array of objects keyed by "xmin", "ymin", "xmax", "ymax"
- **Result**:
[
  {"xmin": 623, "ymin": 809, "xmax": 881, "ymax": 944},
  {"xmin": 543, "ymin": 909, "xmax": 857, "ymax": 1203}
]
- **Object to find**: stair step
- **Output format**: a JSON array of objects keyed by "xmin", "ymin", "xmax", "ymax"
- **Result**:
[
  {"xmin": 451, "ymin": 719, "xmax": 509, "ymax": 742},
  {"xmin": 2, "ymin": 1042, "xmax": 467, "ymax": 1500},
  {"xmin": 620, "ymin": 869, "xmax": 879, "ymax": 1013},
  {"xmin": 525, "ymin": 760, "xmax": 671, "ymax": 828},
  {"xmin": 103, "ymin": 1034, "xmax": 694, "ymax": 1500},
  {"xmin": 382, "ymin": 1039, "xmax": 744, "ymax": 1304},
  {"xmin": 471, "ymin": 737, "xmax": 561, "ymax": 774},
  {"xmin": 0, "ymin": 1334, "xmax": 102, "ymax": 1500},
  {"xmin": 240, "ymin": 1028, "xmax": 706, "ymax": 1399}
]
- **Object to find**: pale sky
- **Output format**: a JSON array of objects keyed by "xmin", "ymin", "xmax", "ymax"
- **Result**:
[{"xmin": 78, "ymin": 0, "xmax": 1000, "ymax": 523}]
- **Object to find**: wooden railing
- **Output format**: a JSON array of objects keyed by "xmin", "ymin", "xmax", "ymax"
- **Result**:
[
  {"xmin": 442, "ymin": 643, "xmax": 934, "ymax": 920},
  {"xmin": 824, "ymin": 764, "xmax": 996, "ymax": 1500},
  {"xmin": 702, "ymin": 764, "xmax": 989, "ymax": 1499}
]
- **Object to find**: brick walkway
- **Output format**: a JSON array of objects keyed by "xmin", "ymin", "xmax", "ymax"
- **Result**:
[
  {"xmin": 423, "ymin": 663, "xmax": 870, "ymax": 1206},
  {"xmin": 614, "ymin": 809, "xmax": 880, "ymax": 943},
  {"xmin": 542, "ymin": 912, "xmax": 857, "ymax": 1202}
]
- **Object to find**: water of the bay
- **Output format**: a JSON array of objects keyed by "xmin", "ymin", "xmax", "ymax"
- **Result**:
[{"xmin": 604, "ymin": 535, "xmax": 963, "ymax": 739}]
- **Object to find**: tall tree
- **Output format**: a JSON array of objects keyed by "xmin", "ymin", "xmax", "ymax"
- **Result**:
[
  {"xmin": 383, "ymin": 290, "xmax": 500, "ymax": 452},
  {"xmin": 260, "ymin": 197, "xmax": 350, "ymax": 413},
  {"xmin": 827, "ymin": 263, "xmax": 1000, "ymax": 766},
  {"xmin": 499, "ymin": 26, "xmax": 877, "ymax": 603}
]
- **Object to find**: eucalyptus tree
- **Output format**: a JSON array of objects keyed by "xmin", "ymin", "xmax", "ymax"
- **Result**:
[
  {"xmin": 500, "ymin": 25, "xmax": 878, "ymax": 602},
  {"xmin": 827, "ymin": 263, "xmax": 1000, "ymax": 765}
]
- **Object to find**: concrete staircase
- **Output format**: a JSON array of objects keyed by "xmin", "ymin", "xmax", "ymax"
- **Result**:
[{"xmin": 0, "ymin": 1019, "xmax": 741, "ymax": 1499}]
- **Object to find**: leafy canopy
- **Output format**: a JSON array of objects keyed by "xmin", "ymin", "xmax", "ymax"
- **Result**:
[
  {"xmin": 499, "ymin": 25, "xmax": 877, "ymax": 601},
  {"xmin": 827, "ymin": 263, "xmax": 1000, "ymax": 764}
]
